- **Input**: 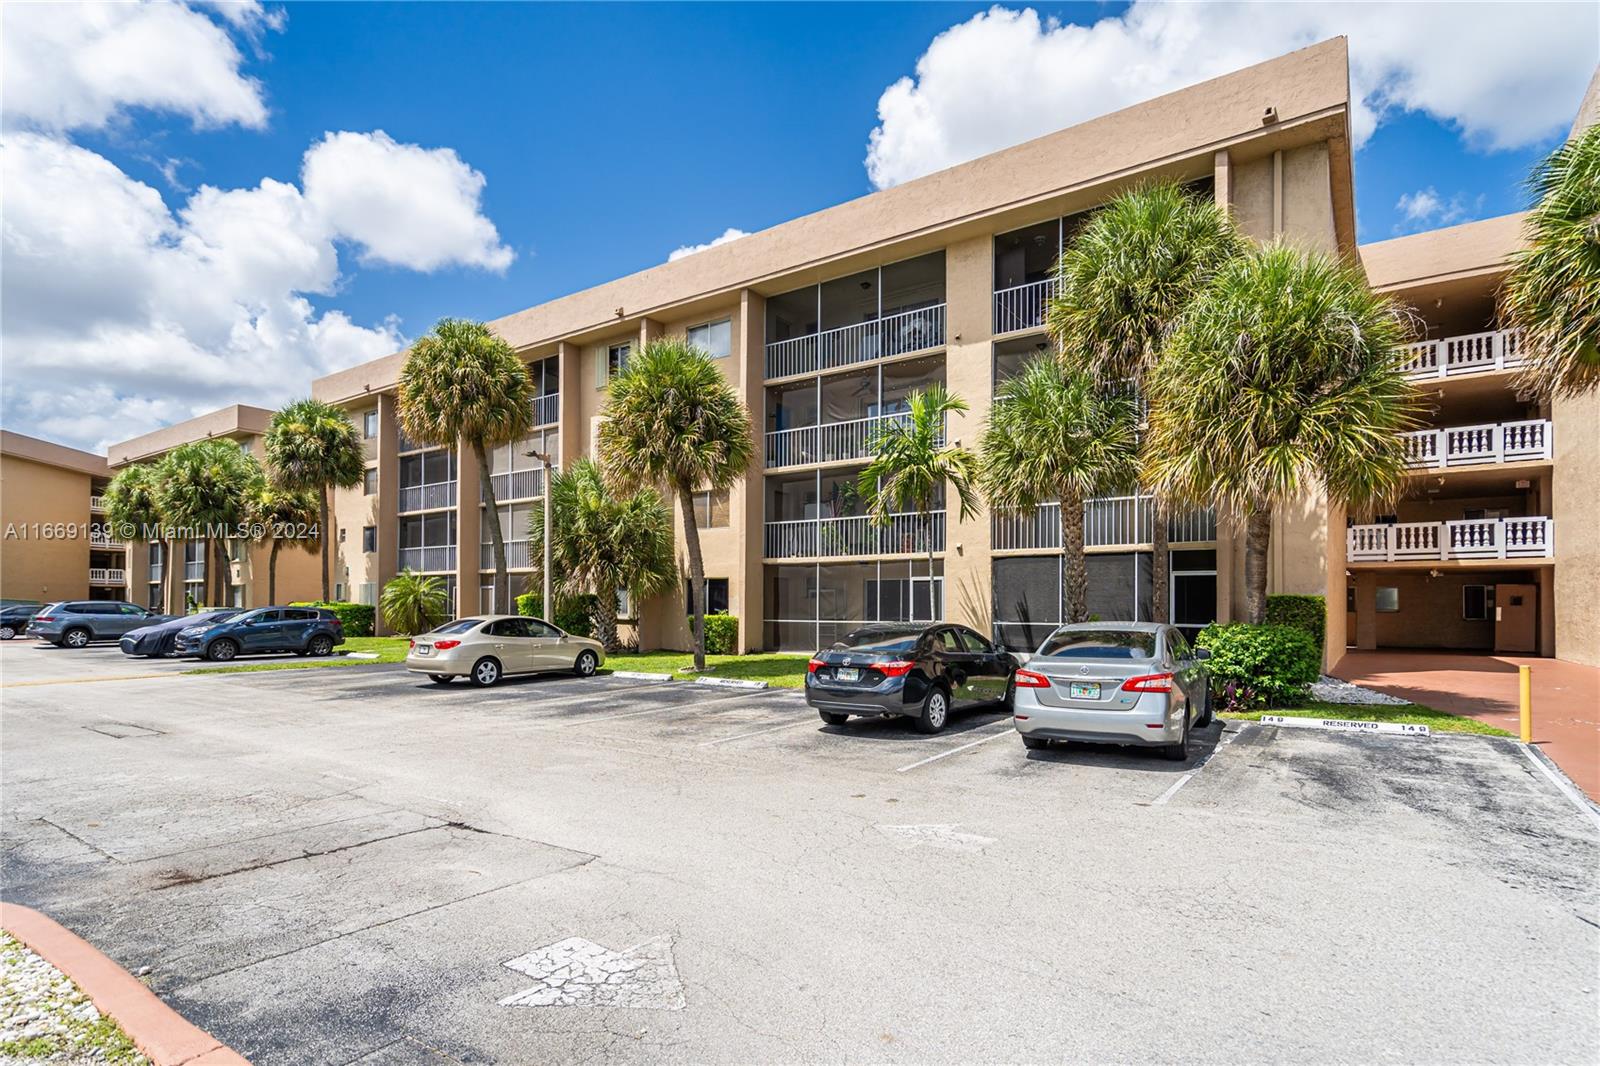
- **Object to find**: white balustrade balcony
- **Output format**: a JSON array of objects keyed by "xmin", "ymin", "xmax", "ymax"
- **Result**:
[
  {"xmin": 763, "ymin": 510, "xmax": 945, "ymax": 560},
  {"xmin": 991, "ymin": 495, "xmax": 1218, "ymax": 552},
  {"xmin": 765, "ymin": 412, "xmax": 944, "ymax": 469},
  {"xmin": 89, "ymin": 568, "xmax": 126, "ymax": 585},
  {"xmin": 89, "ymin": 495, "xmax": 106, "ymax": 512},
  {"xmin": 765, "ymin": 304, "xmax": 946, "ymax": 379},
  {"xmin": 1402, "ymin": 329, "xmax": 1525, "ymax": 380},
  {"xmin": 1402, "ymin": 419, "xmax": 1552, "ymax": 469},
  {"xmin": 398, "ymin": 480, "xmax": 457, "ymax": 513},
  {"xmin": 992, "ymin": 278, "xmax": 1058, "ymax": 335},
  {"xmin": 1347, "ymin": 517, "xmax": 1553, "ymax": 562},
  {"xmin": 398, "ymin": 545, "xmax": 457, "ymax": 572}
]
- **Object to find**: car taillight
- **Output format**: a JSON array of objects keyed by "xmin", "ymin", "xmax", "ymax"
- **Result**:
[
  {"xmin": 1013, "ymin": 669, "xmax": 1051, "ymax": 688},
  {"xmin": 433, "ymin": 640, "xmax": 461, "ymax": 651},
  {"xmin": 807, "ymin": 658, "xmax": 823, "ymax": 673},
  {"xmin": 408, "ymin": 639, "xmax": 415, "ymax": 649},
  {"xmin": 873, "ymin": 660, "xmax": 915, "ymax": 677},
  {"xmin": 34, "ymin": 615, "xmax": 53, "ymax": 623},
  {"xmin": 1121, "ymin": 672, "xmax": 1173, "ymax": 693}
]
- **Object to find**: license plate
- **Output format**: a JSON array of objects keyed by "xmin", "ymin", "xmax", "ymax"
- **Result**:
[
  {"xmin": 1069, "ymin": 682, "xmax": 1100, "ymax": 700},
  {"xmin": 834, "ymin": 667, "xmax": 859, "ymax": 682},
  {"xmin": 415, "ymin": 645, "xmax": 431, "ymax": 656}
]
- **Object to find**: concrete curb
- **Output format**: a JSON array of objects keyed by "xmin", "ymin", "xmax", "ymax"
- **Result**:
[{"xmin": 0, "ymin": 902, "xmax": 249, "ymax": 1065}]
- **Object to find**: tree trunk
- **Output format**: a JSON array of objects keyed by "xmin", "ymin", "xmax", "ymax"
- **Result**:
[
  {"xmin": 268, "ymin": 538, "xmax": 281, "ymax": 605},
  {"xmin": 1244, "ymin": 507, "xmax": 1272, "ymax": 624},
  {"xmin": 678, "ymin": 484, "xmax": 708, "ymax": 670},
  {"xmin": 161, "ymin": 538, "xmax": 174, "ymax": 613},
  {"xmin": 1061, "ymin": 490, "xmax": 1088, "ymax": 624},
  {"xmin": 477, "ymin": 442, "xmax": 510, "ymax": 614},
  {"xmin": 594, "ymin": 586, "xmax": 621, "ymax": 653},
  {"xmin": 319, "ymin": 489, "xmax": 332, "ymax": 603},
  {"xmin": 211, "ymin": 539, "xmax": 229, "ymax": 608},
  {"xmin": 1150, "ymin": 493, "xmax": 1170, "ymax": 624}
]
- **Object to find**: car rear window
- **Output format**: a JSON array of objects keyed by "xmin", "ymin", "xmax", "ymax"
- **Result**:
[
  {"xmin": 1036, "ymin": 629, "xmax": 1157, "ymax": 659},
  {"xmin": 431, "ymin": 618, "xmax": 483, "ymax": 635},
  {"xmin": 832, "ymin": 628, "xmax": 923, "ymax": 655}
]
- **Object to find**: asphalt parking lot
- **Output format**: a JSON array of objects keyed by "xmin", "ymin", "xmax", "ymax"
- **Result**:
[{"xmin": 2, "ymin": 643, "xmax": 1597, "ymax": 1064}]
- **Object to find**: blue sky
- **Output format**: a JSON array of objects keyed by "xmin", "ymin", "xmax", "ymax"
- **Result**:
[{"xmin": 3, "ymin": 1, "xmax": 1594, "ymax": 449}]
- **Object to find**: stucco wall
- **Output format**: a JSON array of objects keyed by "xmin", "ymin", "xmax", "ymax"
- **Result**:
[
  {"xmin": 944, "ymin": 234, "xmax": 994, "ymax": 635},
  {"xmin": 0, "ymin": 455, "xmax": 92, "ymax": 603},
  {"xmin": 1552, "ymin": 388, "xmax": 1599, "ymax": 665}
]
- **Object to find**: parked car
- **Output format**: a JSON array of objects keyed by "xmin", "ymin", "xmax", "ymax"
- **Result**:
[
  {"xmin": 0, "ymin": 603, "xmax": 43, "ymax": 641},
  {"xmin": 805, "ymin": 623, "xmax": 1017, "ymax": 733},
  {"xmin": 120, "ymin": 609, "xmax": 242, "ymax": 658},
  {"xmin": 1010, "ymin": 622, "xmax": 1211, "ymax": 761},
  {"xmin": 404, "ymin": 615, "xmax": 604, "ymax": 687},
  {"xmin": 173, "ymin": 606, "xmax": 345, "ymax": 662},
  {"xmin": 28, "ymin": 601, "xmax": 171, "ymax": 648}
]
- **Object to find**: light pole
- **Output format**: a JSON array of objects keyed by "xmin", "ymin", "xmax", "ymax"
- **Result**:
[{"xmin": 526, "ymin": 449, "xmax": 554, "ymax": 619}]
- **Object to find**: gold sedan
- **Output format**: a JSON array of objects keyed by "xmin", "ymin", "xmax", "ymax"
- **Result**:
[{"xmin": 405, "ymin": 615, "xmax": 606, "ymax": 687}]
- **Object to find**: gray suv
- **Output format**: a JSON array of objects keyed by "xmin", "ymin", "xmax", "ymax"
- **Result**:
[{"xmin": 29, "ymin": 601, "xmax": 171, "ymax": 648}]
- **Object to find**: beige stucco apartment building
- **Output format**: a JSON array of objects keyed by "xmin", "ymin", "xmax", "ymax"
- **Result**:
[{"xmin": 0, "ymin": 431, "xmax": 119, "ymax": 604}]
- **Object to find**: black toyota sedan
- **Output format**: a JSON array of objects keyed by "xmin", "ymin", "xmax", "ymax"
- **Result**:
[
  {"xmin": 805, "ymin": 623, "xmax": 1017, "ymax": 734},
  {"xmin": 119, "ymin": 609, "xmax": 241, "ymax": 658}
]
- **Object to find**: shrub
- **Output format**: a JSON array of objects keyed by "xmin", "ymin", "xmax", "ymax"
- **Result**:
[
  {"xmin": 1195, "ymin": 622, "xmax": 1320, "ymax": 708},
  {"xmin": 290, "ymin": 600, "xmax": 375, "ymax": 637},
  {"xmin": 696, "ymin": 614, "xmax": 739, "ymax": 655},
  {"xmin": 516, "ymin": 592, "xmax": 597, "ymax": 638},
  {"xmin": 1265, "ymin": 594, "xmax": 1326, "ymax": 654},
  {"xmin": 379, "ymin": 571, "xmax": 447, "ymax": 636}
]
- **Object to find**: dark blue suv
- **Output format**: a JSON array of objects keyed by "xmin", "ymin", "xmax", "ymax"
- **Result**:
[{"xmin": 174, "ymin": 606, "xmax": 345, "ymax": 662}]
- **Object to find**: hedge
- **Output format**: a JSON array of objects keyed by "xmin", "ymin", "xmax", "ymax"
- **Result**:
[
  {"xmin": 1265, "ymin": 594, "xmax": 1326, "ymax": 654},
  {"xmin": 695, "ymin": 614, "xmax": 739, "ymax": 655},
  {"xmin": 515, "ymin": 592, "xmax": 597, "ymax": 638},
  {"xmin": 1195, "ymin": 622, "xmax": 1320, "ymax": 709},
  {"xmin": 289, "ymin": 600, "xmax": 375, "ymax": 637}
]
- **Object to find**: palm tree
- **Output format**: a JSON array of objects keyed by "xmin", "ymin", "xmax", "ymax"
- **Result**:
[
  {"xmin": 980, "ymin": 358, "xmax": 1139, "ymax": 624},
  {"xmin": 155, "ymin": 440, "xmax": 262, "ymax": 607},
  {"xmin": 1047, "ymin": 181, "xmax": 1246, "ymax": 622},
  {"xmin": 530, "ymin": 458, "xmax": 675, "ymax": 652},
  {"xmin": 380, "ymin": 570, "xmax": 448, "ymax": 636},
  {"xmin": 265, "ymin": 399, "xmax": 365, "ymax": 602},
  {"xmin": 858, "ymin": 386, "xmax": 981, "ymax": 622},
  {"xmin": 1502, "ymin": 123, "xmax": 1600, "ymax": 399},
  {"xmin": 398, "ymin": 319, "xmax": 537, "ymax": 615},
  {"xmin": 1144, "ymin": 244, "xmax": 1422, "ymax": 624},
  {"xmin": 246, "ymin": 481, "xmax": 322, "ymax": 605},
  {"xmin": 599, "ymin": 336, "xmax": 753, "ymax": 670},
  {"xmin": 102, "ymin": 463, "xmax": 170, "ymax": 609}
]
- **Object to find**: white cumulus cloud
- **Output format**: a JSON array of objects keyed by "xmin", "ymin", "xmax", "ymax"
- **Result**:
[
  {"xmin": 865, "ymin": 3, "xmax": 1599, "ymax": 189},
  {"xmin": 668, "ymin": 227, "xmax": 750, "ymax": 262}
]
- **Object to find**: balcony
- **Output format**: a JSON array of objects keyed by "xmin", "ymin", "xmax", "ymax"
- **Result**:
[
  {"xmin": 1348, "ymin": 517, "xmax": 1553, "ymax": 562},
  {"xmin": 398, "ymin": 481, "xmax": 457, "ymax": 513},
  {"xmin": 89, "ymin": 494, "xmax": 106, "ymax": 513},
  {"xmin": 532, "ymin": 393, "xmax": 559, "ymax": 427},
  {"xmin": 1402, "ymin": 419, "xmax": 1551, "ymax": 470},
  {"xmin": 765, "ymin": 413, "xmax": 946, "ymax": 469},
  {"xmin": 485, "ymin": 469, "xmax": 543, "ymax": 503},
  {"xmin": 89, "ymin": 568, "xmax": 126, "ymax": 586},
  {"xmin": 398, "ymin": 545, "xmax": 457, "ymax": 572},
  {"xmin": 765, "ymin": 304, "xmax": 946, "ymax": 380},
  {"xmin": 89, "ymin": 530, "xmax": 125, "ymax": 549},
  {"xmin": 992, "ymin": 279, "xmax": 1058, "ymax": 335},
  {"xmin": 992, "ymin": 495, "xmax": 1218, "ymax": 552},
  {"xmin": 480, "ymin": 540, "xmax": 534, "ymax": 570},
  {"xmin": 764, "ymin": 511, "xmax": 945, "ymax": 560},
  {"xmin": 1402, "ymin": 329, "xmax": 1525, "ymax": 380}
]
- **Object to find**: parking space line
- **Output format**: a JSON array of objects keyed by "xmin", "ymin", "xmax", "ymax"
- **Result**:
[
  {"xmin": 1150, "ymin": 724, "xmax": 1243, "ymax": 806},
  {"xmin": 696, "ymin": 719, "xmax": 816, "ymax": 747},
  {"xmin": 1521, "ymin": 745, "xmax": 1600, "ymax": 834},
  {"xmin": 894, "ymin": 726, "xmax": 1014, "ymax": 773},
  {"xmin": 548, "ymin": 688, "xmax": 768, "ymax": 727}
]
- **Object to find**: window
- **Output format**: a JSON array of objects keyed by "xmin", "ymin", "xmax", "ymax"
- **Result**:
[
  {"xmin": 362, "ymin": 526, "xmax": 377, "ymax": 553},
  {"xmin": 1462, "ymin": 585, "xmax": 1493, "ymax": 621},
  {"xmin": 148, "ymin": 583, "xmax": 162, "ymax": 609},
  {"xmin": 934, "ymin": 629, "xmax": 962, "ymax": 653},
  {"xmin": 600, "ymin": 342, "xmax": 631, "ymax": 386},
  {"xmin": 1376, "ymin": 587, "xmax": 1400, "ymax": 613},
  {"xmin": 687, "ymin": 318, "xmax": 732, "ymax": 359},
  {"xmin": 364, "ymin": 468, "xmax": 378, "ymax": 495},
  {"xmin": 338, "ymin": 528, "xmax": 346, "ymax": 543},
  {"xmin": 692, "ymin": 488, "xmax": 730, "ymax": 528},
  {"xmin": 616, "ymin": 588, "xmax": 634, "ymax": 620},
  {"xmin": 363, "ymin": 411, "xmax": 378, "ymax": 438},
  {"xmin": 956, "ymin": 628, "xmax": 993, "ymax": 654},
  {"xmin": 685, "ymin": 577, "xmax": 730, "ymax": 616}
]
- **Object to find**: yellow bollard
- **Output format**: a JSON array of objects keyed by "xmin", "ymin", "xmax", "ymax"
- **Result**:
[{"xmin": 1519, "ymin": 664, "xmax": 1533, "ymax": 744}]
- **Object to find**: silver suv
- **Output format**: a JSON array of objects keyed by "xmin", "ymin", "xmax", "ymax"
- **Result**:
[{"xmin": 28, "ymin": 601, "xmax": 170, "ymax": 648}]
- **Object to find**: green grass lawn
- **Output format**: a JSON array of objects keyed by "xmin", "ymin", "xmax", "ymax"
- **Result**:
[
  {"xmin": 184, "ymin": 636, "xmax": 411, "ymax": 675},
  {"xmin": 604, "ymin": 651, "xmax": 812, "ymax": 688},
  {"xmin": 1222, "ymin": 699, "xmax": 1511, "ymax": 736}
]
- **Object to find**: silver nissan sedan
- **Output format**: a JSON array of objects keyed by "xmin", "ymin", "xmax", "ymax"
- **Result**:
[{"xmin": 1009, "ymin": 622, "xmax": 1212, "ymax": 760}]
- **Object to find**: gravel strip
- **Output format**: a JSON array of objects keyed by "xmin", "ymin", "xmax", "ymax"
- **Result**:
[
  {"xmin": 0, "ymin": 933, "xmax": 148, "ymax": 1065},
  {"xmin": 1309, "ymin": 674, "xmax": 1412, "ymax": 706}
]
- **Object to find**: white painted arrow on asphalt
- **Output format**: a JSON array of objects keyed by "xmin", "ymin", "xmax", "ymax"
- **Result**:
[{"xmin": 500, "ymin": 935, "xmax": 685, "ymax": 1010}]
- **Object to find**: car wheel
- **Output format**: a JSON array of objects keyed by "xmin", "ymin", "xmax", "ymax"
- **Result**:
[
  {"xmin": 62, "ymin": 628, "xmax": 91, "ymax": 649},
  {"xmin": 1194, "ymin": 681, "xmax": 1214, "ymax": 728},
  {"xmin": 1021, "ymin": 735, "xmax": 1049, "ymax": 750},
  {"xmin": 0, "ymin": 625, "xmax": 15, "ymax": 641},
  {"xmin": 573, "ymin": 650, "xmax": 599, "ymax": 678},
  {"xmin": 914, "ymin": 685, "xmax": 950, "ymax": 734},
  {"xmin": 428, "ymin": 674, "xmax": 455, "ymax": 685},
  {"xmin": 1163, "ymin": 715, "xmax": 1190, "ymax": 762},
  {"xmin": 818, "ymin": 710, "xmax": 849, "ymax": 726},
  {"xmin": 470, "ymin": 657, "xmax": 502, "ymax": 687},
  {"xmin": 307, "ymin": 635, "xmax": 334, "ymax": 657},
  {"xmin": 206, "ymin": 638, "xmax": 239, "ymax": 662}
]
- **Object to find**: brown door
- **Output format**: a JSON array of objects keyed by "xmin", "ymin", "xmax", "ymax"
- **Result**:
[{"xmin": 1494, "ymin": 583, "xmax": 1537, "ymax": 654}]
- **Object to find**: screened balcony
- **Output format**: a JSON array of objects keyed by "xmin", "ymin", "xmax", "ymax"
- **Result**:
[
  {"xmin": 765, "ymin": 252, "xmax": 946, "ymax": 379},
  {"xmin": 398, "ymin": 511, "xmax": 457, "ymax": 573},
  {"xmin": 765, "ymin": 356, "xmax": 945, "ymax": 468},
  {"xmin": 991, "ymin": 495, "xmax": 1217, "ymax": 552},
  {"xmin": 398, "ymin": 449, "xmax": 457, "ymax": 513},
  {"xmin": 764, "ymin": 466, "xmax": 946, "ymax": 560}
]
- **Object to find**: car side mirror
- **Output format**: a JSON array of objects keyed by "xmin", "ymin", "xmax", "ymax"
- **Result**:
[{"xmin": 1195, "ymin": 648, "xmax": 1212, "ymax": 660}]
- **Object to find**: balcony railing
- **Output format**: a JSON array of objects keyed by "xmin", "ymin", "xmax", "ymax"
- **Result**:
[
  {"xmin": 485, "ymin": 468, "xmax": 544, "ymax": 502},
  {"xmin": 89, "ymin": 495, "xmax": 106, "ymax": 512},
  {"xmin": 89, "ymin": 568, "xmax": 126, "ymax": 585},
  {"xmin": 992, "ymin": 495, "xmax": 1218, "ymax": 552},
  {"xmin": 765, "ymin": 412, "xmax": 945, "ymax": 469},
  {"xmin": 992, "ymin": 278, "xmax": 1058, "ymax": 335},
  {"xmin": 480, "ymin": 540, "xmax": 534, "ymax": 570},
  {"xmin": 398, "ymin": 481, "xmax": 457, "ymax": 513},
  {"xmin": 1402, "ymin": 329, "xmax": 1525, "ymax": 380},
  {"xmin": 763, "ymin": 510, "xmax": 945, "ymax": 559},
  {"xmin": 1347, "ymin": 517, "xmax": 1553, "ymax": 562},
  {"xmin": 184, "ymin": 561, "xmax": 205, "ymax": 581},
  {"xmin": 398, "ymin": 546, "xmax": 457, "ymax": 572},
  {"xmin": 533, "ymin": 392, "xmax": 560, "ymax": 426},
  {"xmin": 1401, "ymin": 420, "xmax": 1551, "ymax": 469},
  {"xmin": 765, "ymin": 304, "xmax": 946, "ymax": 379}
]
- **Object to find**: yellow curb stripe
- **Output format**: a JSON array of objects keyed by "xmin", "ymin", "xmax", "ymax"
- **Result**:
[{"xmin": 2, "ymin": 673, "xmax": 173, "ymax": 688}]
